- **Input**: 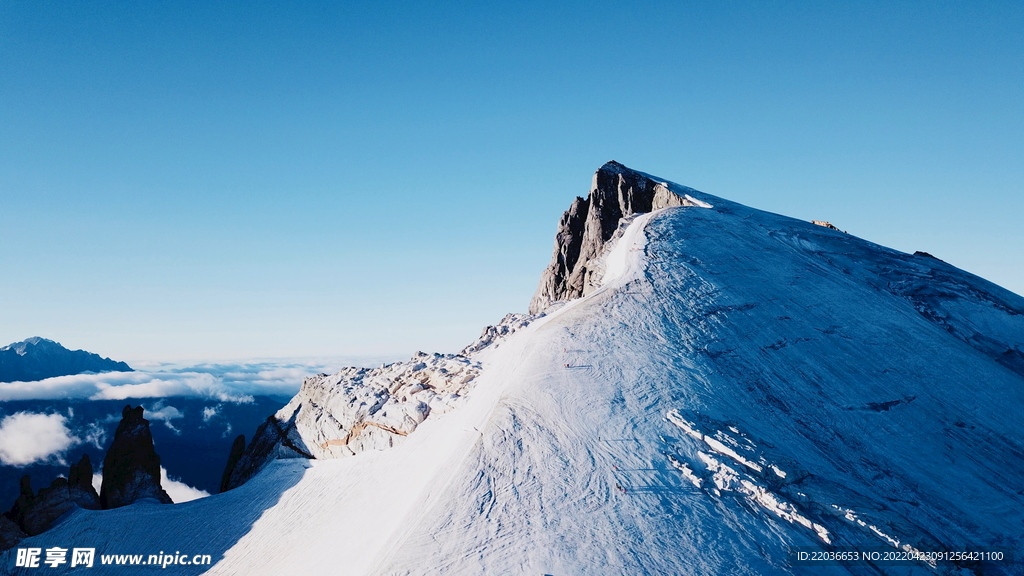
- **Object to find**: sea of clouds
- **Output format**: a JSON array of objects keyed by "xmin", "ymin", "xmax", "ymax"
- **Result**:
[
  {"xmin": 0, "ymin": 356, "xmax": 399, "ymax": 403},
  {"xmin": 0, "ymin": 356, "xmax": 400, "ymax": 483}
]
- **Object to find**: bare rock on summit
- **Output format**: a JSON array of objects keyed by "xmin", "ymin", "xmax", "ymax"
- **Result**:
[
  {"xmin": 529, "ymin": 161, "xmax": 705, "ymax": 313},
  {"xmin": 811, "ymin": 220, "xmax": 846, "ymax": 233},
  {"xmin": 100, "ymin": 406, "xmax": 172, "ymax": 509}
]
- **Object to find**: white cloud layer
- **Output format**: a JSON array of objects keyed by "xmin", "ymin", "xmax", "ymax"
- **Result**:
[
  {"xmin": 90, "ymin": 468, "xmax": 209, "ymax": 504},
  {"xmin": 0, "ymin": 358, "xmax": 392, "ymax": 403},
  {"xmin": 0, "ymin": 412, "xmax": 79, "ymax": 466},
  {"xmin": 160, "ymin": 467, "xmax": 210, "ymax": 503}
]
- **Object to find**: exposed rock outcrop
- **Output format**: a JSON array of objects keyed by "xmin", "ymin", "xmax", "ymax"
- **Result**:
[
  {"xmin": 100, "ymin": 406, "xmax": 172, "ymax": 508},
  {"xmin": 222, "ymin": 314, "xmax": 537, "ymax": 491},
  {"xmin": 459, "ymin": 313, "xmax": 537, "ymax": 356},
  {"xmin": 811, "ymin": 220, "xmax": 846, "ymax": 233},
  {"xmin": 528, "ymin": 161, "xmax": 706, "ymax": 313},
  {"xmin": 18, "ymin": 478, "xmax": 77, "ymax": 536},
  {"xmin": 0, "ymin": 337, "xmax": 132, "ymax": 383},
  {"xmin": 0, "ymin": 455, "xmax": 101, "ymax": 549},
  {"xmin": 222, "ymin": 353, "xmax": 480, "ymax": 490},
  {"xmin": 67, "ymin": 454, "xmax": 100, "ymax": 510},
  {"xmin": 220, "ymin": 435, "xmax": 247, "ymax": 493},
  {"xmin": 4, "ymin": 476, "xmax": 36, "ymax": 536}
]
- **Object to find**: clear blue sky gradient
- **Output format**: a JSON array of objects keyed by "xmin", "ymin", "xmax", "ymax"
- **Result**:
[{"xmin": 2, "ymin": 1, "xmax": 1022, "ymax": 361}]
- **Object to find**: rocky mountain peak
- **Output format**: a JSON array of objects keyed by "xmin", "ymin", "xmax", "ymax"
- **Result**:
[
  {"xmin": 528, "ymin": 161, "xmax": 705, "ymax": 313},
  {"xmin": 1, "ymin": 337, "xmax": 53, "ymax": 356},
  {"xmin": 0, "ymin": 337, "xmax": 132, "ymax": 383}
]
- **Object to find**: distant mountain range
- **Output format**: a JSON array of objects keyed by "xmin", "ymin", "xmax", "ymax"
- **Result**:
[{"xmin": 0, "ymin": 337, "xmax": 132, "ymax": 383}]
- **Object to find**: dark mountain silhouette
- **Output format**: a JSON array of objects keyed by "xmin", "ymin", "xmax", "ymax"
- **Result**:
[
  {"xmin": 0, "ymin": 337, "xmax": 132, "ymax": 383},
  {"xmin": 100, "ymin": 406, "xmax": 172, "ymax": 509}
]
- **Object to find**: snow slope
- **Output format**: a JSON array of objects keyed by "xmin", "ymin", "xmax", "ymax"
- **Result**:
[{"xmin": 5, "ymin": 173, "xmax": 1024, "ymax": 575}]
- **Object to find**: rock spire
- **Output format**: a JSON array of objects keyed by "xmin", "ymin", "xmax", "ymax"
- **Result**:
[
  {"xmin": 99, "ymin": 405, "xmax": 172, "ymax": 509},
  {"xmin": 529, "ymin": 161, "xmax": 703, "ymax": 313}
]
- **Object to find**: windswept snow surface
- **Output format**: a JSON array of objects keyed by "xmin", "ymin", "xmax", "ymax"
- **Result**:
[{"xmin": 6, "ymin": 185, "xmax": 1024, "ymax": 575}]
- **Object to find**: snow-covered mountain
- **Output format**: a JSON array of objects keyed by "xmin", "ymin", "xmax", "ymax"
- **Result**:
[
  {"xmin": 4, "ymin": 162, "xmax": 1023, "ymax": 575},
  {"xmin": 0, "ymin": 338, "xmax": 131, "ymax": 383}
]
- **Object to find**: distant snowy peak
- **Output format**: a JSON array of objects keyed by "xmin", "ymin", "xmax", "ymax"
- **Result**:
[
  {"xmin": 528, "ymin": 160, "xmax": 710, "ymax": 314},
  {"xmin": 0, "ymin": 336, "xmax": 49, "ymax": 355},
  {"xmin": 0, "ymin": 337, "xmax": 132, "ymax": 383}
]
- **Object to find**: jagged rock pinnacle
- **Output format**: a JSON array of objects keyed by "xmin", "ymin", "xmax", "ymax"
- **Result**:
[
  {"xmin": 529, "ymin": 161, "xmax": 701, "ymax": 313},
  {"xmin": 0, "ymin": 455, "xmax": 101, "ymax": 548},
  {"xmin": 100, "ymin": 405, "xmax": 172, "ymax": 509}
]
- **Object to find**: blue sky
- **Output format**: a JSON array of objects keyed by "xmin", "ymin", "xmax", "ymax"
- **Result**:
[{"xmin": 2, "ymin": 1, "xmax": 1022, "ymax": 361}]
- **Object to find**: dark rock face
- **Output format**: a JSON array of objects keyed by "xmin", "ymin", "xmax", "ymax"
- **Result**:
[
  {"xmin": 100, "ymin": 406, "xmax": 172, "ymax": 508},
  {"xmin": 4, "ymin": 476, "xmax": 36, "ymax": 533},
  {"xmin": 0, "ymin": 515, "xmax": 25, "ymax": 552},
  {"xmin": 220, "ymin": 435, "xmax": 246, "ymax": 493},
  {"xmin": 68, "ymin": 454, "xmax": 100, "ymax": 510},
  {"xmin": 529, "ymin": 161, "xmax": 701, "ymax": 313},
  {"xmin": 0, "ymin": 337, "xmax": 132, "ymax": 383},
  {"xmin": 0, "ymin": 455, "xmax": 101, "ymax": 548},
  {"xmin": 19, "ymin": 477, "xmax": 75, "ymax": 536},
  {"xmin": 220, "ymin": 413, "xmax": 313, "ymax": 492},
  {"xmin": 914, "ymin": 250, "xmax": 944, "ymax": 262}
]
